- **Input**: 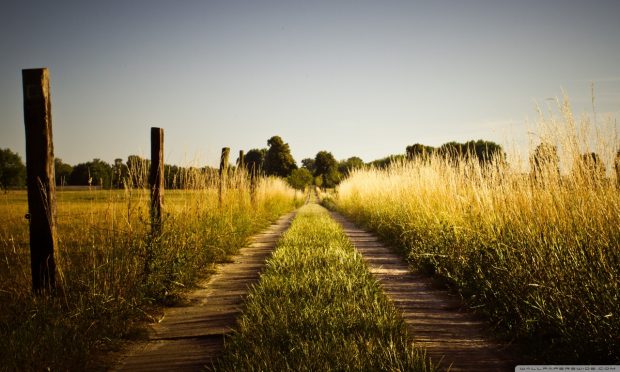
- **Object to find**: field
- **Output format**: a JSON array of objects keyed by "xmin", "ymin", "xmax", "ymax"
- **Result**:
[
  {"xmin": 0, "ymin": 175, "xmax": 299, "ymax": 370},
  {"xmin": 333, "ymin": 108, "xmax": 620, "ymax": 363},
  {"xmin": 2, "ymin": 105, "xmax": 619, "ymax": 369}
]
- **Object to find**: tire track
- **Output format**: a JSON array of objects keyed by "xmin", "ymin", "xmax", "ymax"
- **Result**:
[{"xmin": 112, "ymin": 211, "xmax": 296, "ymax": 371}]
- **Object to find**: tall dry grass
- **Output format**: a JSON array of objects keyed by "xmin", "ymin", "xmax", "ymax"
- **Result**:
[
  {"xmin": 335, "ymin": 98, "xmax": 619, "ymax": 363},
  {"xmin": 0, "ymin": 166, "xmax": 298, "ymax": 370}
]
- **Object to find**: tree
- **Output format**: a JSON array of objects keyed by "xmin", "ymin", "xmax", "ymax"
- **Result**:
[
  {"xmin": 338, "ymin": 156, "xmax": 364, "ymax": 177},
  {"xmin": 70, "ymin": 159, "xmax": 113, "ymax": 187},
  {"xmin": 314, "ymin": 175, "xmax": 323, "ymax": 188},
  {"xmin": 287, "ymin": 168, "xmax": 313, "ymax": 190},
  {"xmin": 112, "ymin": 158, "xmax": 127, "ymax": 188},
  {"xmin": 0, "ymin": 148, "xmax": 26, "ymax": 188},
  {"xmin": 368, "ymin": 154, "xmax": 405, "ymax": 169},
  {"xmin": 437, "ymin": 140, "xmax": 504, "ymax": 165},
  {"xmin": 126, "ymin": 155, "xmax": 150, "ymax": 188},
  {"xmin": 54, "ymin": 158, "xmax": 73, "ymax": 187},
  {"xmin": 314, "ymin": 151, "xmax": 341, "ymax": 188},
  {"xmin": 406, "ymin": 144, "xmax": 435, "ymax": 161},
  {"xmin": 164, "ymin": 164, "xmax": 181, "ymax": 189},
  {"xmin": 301, "ymin": 158, "xmax": 316, "ymax": 174},
  {"xmin": 263, "ymin": 136, "xmax": 297, "ymax": 177},
  {"xmin": 530, "ymin": 143, "xmax": 560, "ymax": 181},
  {"xmin": 470, "ymin": 140, "xmax": 505, "ymax": 165},
  {"xmin": 245, "ymin": 148, "xmax": 267, "ymax": 175}
]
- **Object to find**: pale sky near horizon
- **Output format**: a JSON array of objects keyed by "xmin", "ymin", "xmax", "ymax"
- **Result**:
[{"xmin": 1, "ymin": 0, "xmax": 619, "ymax": 167}]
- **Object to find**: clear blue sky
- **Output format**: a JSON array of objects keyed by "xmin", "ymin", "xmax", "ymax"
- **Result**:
[{"xmin": 1, "ymin": 0, "xmax": 619, "ymax": 166}]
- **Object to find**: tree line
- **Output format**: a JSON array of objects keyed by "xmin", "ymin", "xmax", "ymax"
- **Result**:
[
  {"xmin": 246, "ymin": 137, "xmax": 508, "ymax": 190},
  {"xmin": 3, "ymin": 137, "xmax": 619, "ymax": 190},
  {"xmin": 0, "ymin": 148, "xmax": 218, "ymax": 189}
]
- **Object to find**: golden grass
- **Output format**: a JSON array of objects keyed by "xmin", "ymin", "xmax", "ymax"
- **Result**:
[
  {"xmin": 335, "ymin": 99, "xmax": 619, "ymax": 363},
  {"xmin": 0, "ymin": 169, "xmax": 298, "ymax": 370}
]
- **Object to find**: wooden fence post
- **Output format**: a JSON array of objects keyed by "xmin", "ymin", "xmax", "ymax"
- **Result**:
[
  {"xmin": 150, "ymin": 127, "xmax": 164, "ymax": 235},
  {"xmin": 250, "ymin": 164, "xmax": 257, "ymax": 205},
  {"xmin": 615, "ymin": 150, "xmax": 620, "ymax": 189},
  {"xmin": 219, "ymin": 147, "xmax": 230, "ymax": 207},
  {"xmin": 237, "ymin": 150, "xmax": 245, "ymax": 169},
  {"xmin": 22, "ymin": 68, "xmax": 58, "ymax": 293},
  {"xmin": 236, "ymin": 150, "xmax": 246, "ymax": 200}
]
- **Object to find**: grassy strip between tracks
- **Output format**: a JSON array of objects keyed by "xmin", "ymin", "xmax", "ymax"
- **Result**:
[{"xmin": 214, "ymin": 203, "xmax": 433, "ymax": 372}]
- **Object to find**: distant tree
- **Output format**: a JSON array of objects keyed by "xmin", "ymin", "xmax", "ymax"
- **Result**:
[
  {"xmin": 369, "ymin": 154, "xmax": 406, "ymax": 169},
  {"xmin": 245, "ymin": 148, "xmax": 267, "ymax": 175},
  {"xmin": 406, "ymin": 144, "xmax": 435, "ymax": 161},
  {"xmin": 530, "ymin": 143, "xmax": 560, "ymax": 181},
  {"xmin": 111, "ymin": 158, "xmax": 127, "ymax": 188},
  {"xmin": 263, "ymin": 136, "xmax": 297, "ymax": 177},
  {"xmin": 314, "ymin": 175, "xmax": 323, "ymax": 188},
  {"xmin": 314, "ymin": 151, "xmax": 337, "ymax": 177},
  {"xmin": 0, "ymin": 148, "xmax": 26, "ymax": 188},
  {"xmin": 69, "ymin": 163, "xmax": 89, "ymax": 185},
  {"xmin": 437, "ymin": 140, "xmax": 504, "ymax": 165},
  {"xmin": 70, "ymin": 159, "xmax": 113, "ymax": 187},
  {"xmin": 126, "ymin": 155, "xmax": 150, "ymax": 188},
  {"xmin": 54, "ymin": 158, "xmax": 73, "ymax": 187},
  {"xmin": 287, "ymin": 168, "xmax": 313, "ymax": 190},
  {"xmin": 338, "ymin": 156, "xmax": 364, "ymax": 177},
  {"xmin": 301, "ymin": 158, "xmax": 316, "ymax": 174},
  {"xmin": 91, "ymin": 159, "xmax": 113, "ymax": 187},
  {"xmin": 437, "ymin": 141, "xmax": 463, "ymax": 162},
  {"xmin": 470, "ymin": 140, "xmax": 505, "ymax": 165},
  {"xmin": 164, "ymin": 164, "xmax": 181, "ymax": 189},
  {"xmin": 314, "ymin": 151, "xmax": 341, "ymax": 188}
]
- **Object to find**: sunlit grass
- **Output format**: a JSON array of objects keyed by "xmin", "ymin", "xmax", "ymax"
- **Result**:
[
  {"xmin": 0, "ymin": 171, "xmax": 298, "ymax": 370},
  {"xmin": 214, "ymin": 204, "xmax": 433, "ymax": 372},
  {"xmin": 334, "ymin": 100, "xmax": 619, "ymax": 363}
]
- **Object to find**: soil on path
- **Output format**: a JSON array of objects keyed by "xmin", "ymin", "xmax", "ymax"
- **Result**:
[
  {"xmin": 330, "ymin": 210, "xmax": 517, "ymax": 372},
  {"xmin": 112, "ymin": 211, "xmax": 296, "ymax": 372}
]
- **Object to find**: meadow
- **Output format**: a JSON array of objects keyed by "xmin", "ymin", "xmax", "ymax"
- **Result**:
[
  {"xmin": 0, "ymin": 172, "xmax": 299, "ymax": 370},
  {"xmin": 333, "ymin": 103, "xmax": 620, "ymax": 363},
  {"xmin": 214, "ymin": 203, "xmax": 433, "ymax": 372},
  {"xmin": 2, "ymin": 98, "xmax": 618, "ymax": 368}
]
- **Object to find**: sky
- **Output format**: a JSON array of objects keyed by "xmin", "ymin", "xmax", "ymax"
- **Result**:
[{"xmin": 1, "ymin": 0, "xmax": 619, "ymax": 167}]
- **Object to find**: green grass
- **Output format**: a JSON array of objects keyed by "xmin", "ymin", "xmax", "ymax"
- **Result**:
[
  {"xmin": 0, "ymin": 176, "xmax": 299, "ymax": 370},
  {"xmin": 214, "ymin": 204, "xmax": 432, "ymax": 372}
]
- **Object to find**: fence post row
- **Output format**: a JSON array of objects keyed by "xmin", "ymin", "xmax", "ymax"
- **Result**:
[
  {"xmin": 219, "ymin": 147, "xmax": 230, "ymax": 207},
  {"xmin": 150, "ymin": 127, "xmax": 164, "ymax": 235},
  {"xmin": 22, "ymin": 68, "xmax": 58, "ymax": 293}
]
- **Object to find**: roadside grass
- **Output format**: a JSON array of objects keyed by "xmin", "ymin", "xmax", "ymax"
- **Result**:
[
  {"xmin": 334, "ymin": 101, "xmax": 620, "ymax": 363},
  {"xmin": 0, "ymin": 174, "xmax": 298, "ymax": 370},
  {"xmin": 214, "ymin": 204, "xmax": 433, "ymax": 372}
]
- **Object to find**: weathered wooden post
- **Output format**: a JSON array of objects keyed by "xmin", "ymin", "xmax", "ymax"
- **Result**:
[
  {"xmin": 150, "ymin": 127, "xmax": 164, "ymax": 235},
  {"xmin": 219, "ymin": 147, "xmax": 230, "ymax": 207},
  {"xmin": 250, "ymin": 164, "xmax": 257, "ymax": 205},
  {"xmin": 22, "ymin": 68, "xmax": 58, "ymax": 293},
  {"xmin": 237, "ymin": 150, "xmax": 245, "ymax": 169},
  {"xmin": 236, "ymin": 150, "xmax": 246, "ymax": 193},
  {"xmin": 615, "ymin": 150, "xmax": 620, "ymax": 189}
]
